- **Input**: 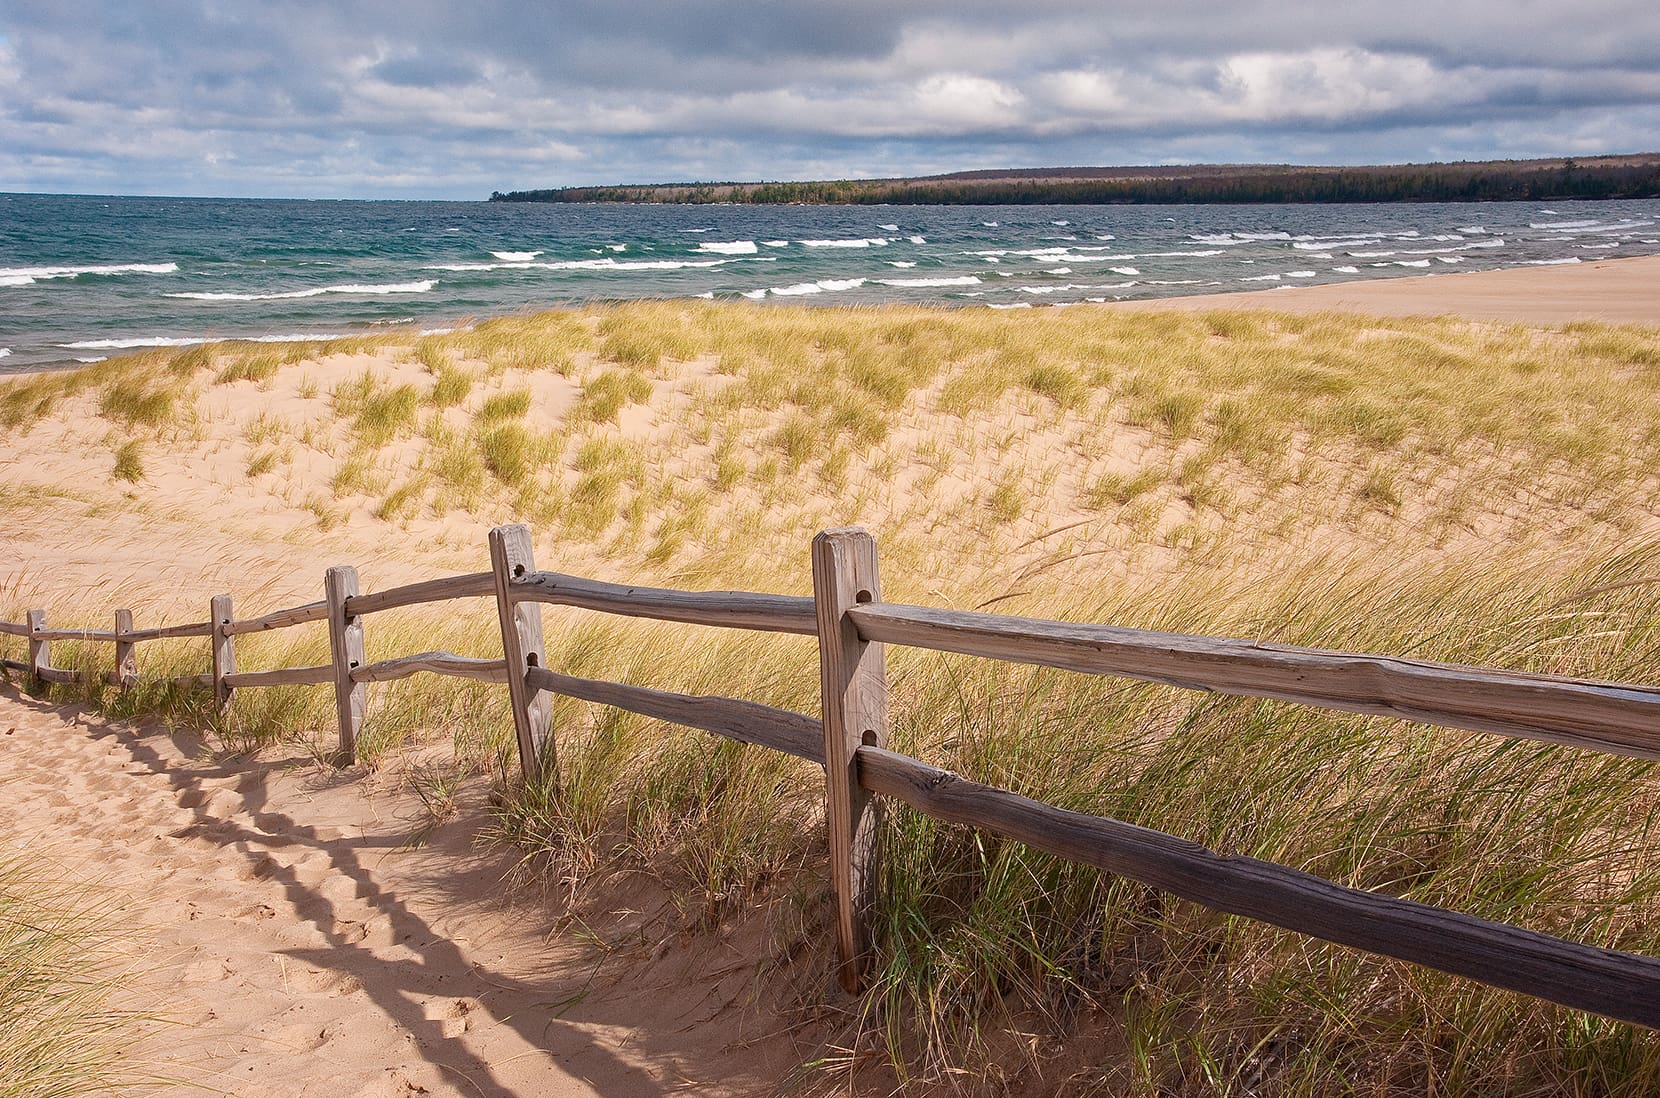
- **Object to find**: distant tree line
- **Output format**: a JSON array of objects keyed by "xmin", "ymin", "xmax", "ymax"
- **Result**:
[{"xmin": 489, "ymin": 157, "xmax": 1660, "ymax": 205}]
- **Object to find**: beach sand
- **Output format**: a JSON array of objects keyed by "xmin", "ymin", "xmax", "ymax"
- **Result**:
[
  {"xmin": 2, "ymin": 253, "xmax": 1656, "ymax": 1096},
  {"xmin": 1109, "ymin": 253, "xmax": 1660, "ymax": 326}
]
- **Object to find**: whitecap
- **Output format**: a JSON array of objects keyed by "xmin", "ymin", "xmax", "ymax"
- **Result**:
[
  {"xmin": 799, "ymin": 238, "xmax": 889, "ymax": 248},
  {"xmin": 908, "ymin": 235, "xmax": 926, "ymax": 244},
  {"xmin": 1530, "ymin": 219, "xmax": 1600, "ymax": 229},
  {"xmin": 762, "ymin": 240, "xmax": 789, "ymax": 248},
  {"xmin": 1392, "ymin": 260, "xmax": 1432, "ymax": 267},
  {"xmin": 1240, "ymin": 274, "xmax": 1283, "ymax": 282},
  {"xmin": 1046, "ymin": 267, "xmax": 1072, "ymax": 275},
  {"xmin": 680, "ymin": 228, "xmax": 713, "ymax": 233},
  {"xmin": 0, "ymin": 348, "xmax": 10, "ymax": 358},
  {"xmin": 1294, "ymin": 238, "xmax": 1380, "ymax": 250},
  {"xmin": 1095, "ymin": 234, "xmax": 1115, "ymax": 241},
  {"xmin": 608, "ymin": 244, "xmax": 628, "ymax": 252},
  {"xmin": 741, "ymin": 289, "xmax": 768, "ymax": 299},
  {"xmin": 491, "ymin": 250, "xmax": 541, "ymax": 262},
  {"xmin": 1109, "ymin": 267, "xmax": 1139, "ymax": 276},
  {"xmin": 982, "ymin": 221, "xmax": 999, "ymax": 227},
  {"xmin": 758, "ymin": 278, "xmax": 869, "ymax": 297},
  {"xmin": 1332, "ymin": 265, "xmax": 1360, "ymax": 274},
  {"xmin": 168, "ymin": 280, "xmax": 436, "ymax": 301},
  {"xmin": 1286, "ymin": 271, "xmax": 1317, "ymax": 278},
  {"xmin": 874, "ymin": 276, "xmax": 982, "ymax": 288},
  {"xmin": 698, "ymin": 240, "xmax": 758, "ymax": 255},
  {"xmin": 1436, "ymin": 257, "xmax": 1464, "ymax": 264},
  {"xmin": 1521, "ymin": 257, "xmax": 1582, "ymax": 265},
  {"xmin": 878, "ymin": 224, "xmax": 899, "ymax": 231},
  {"xmin": 695, "ymin": 291, "xmax": 715, "ymax": 299},
  {"xmin": 987, "ymin": 302, "xmax": 1031, "ymax": 309},
  {"xmin": 888, "ymin": 261, "xmax": 918, "ymax": 268},
  {"xmin": 63, "ymin": 336, "xmax": 207, "ymax": 349},
  {"xmin": 0, "ymin": 261, "xmax": 180, "ymax": 283},
  {"xmin": 1579, "ymin": 243, "xmax": 1620, "ymax": 250}
]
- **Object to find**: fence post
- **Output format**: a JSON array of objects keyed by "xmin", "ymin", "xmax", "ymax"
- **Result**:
[
  {"xmin": 812, "ymin": 527, "xmax": 888, "ymax": 994},
  {"xmin": 113, "ymin": 609, "xmax": 136, "ymax": 688},
  {"xmin": 324, "ymin": 567, "xmax": 365, "ymax": 763},
  {"xmin": 26, "ymin": 609, "xmax": 49, "ymax": 688},
  {"xmin": 211, "ymin": 594, "xmax": 235, "ymax": 710},
  {"xmin": 489, "ymin": 523, "xmax": 556, "ymax": 787}
]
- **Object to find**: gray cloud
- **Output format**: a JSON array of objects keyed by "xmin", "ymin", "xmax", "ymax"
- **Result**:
[{"xmin": 0, "ymin": 0, "xmax": 1656, "ymax": 198}]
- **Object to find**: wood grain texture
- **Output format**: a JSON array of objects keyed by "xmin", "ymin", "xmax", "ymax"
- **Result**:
[
  {"xmin": 34, "ymin": 666, "xmax": 80, "ymax": 685},
  {"xmin": 31, "ymin": 627, "xmax": 118, "ymax": 642},
  {"xmin": 222, "ymin": 665, "xmax": 334, "ymax": 689},
  {"xmin": 223, "ymin": 601, "xmax": 328, "ymax": 636},
  {"xmin": 0, "ymin": 657, "xmax": 29, "ymax": 675},
  {"xmin": 26, "ymin": 610, "xmax": 48, "ymax": 684},
  {"xmin": 114, "ymin": 610, "xmax": 136, "ymax": 688},
  {"xmin": 324, "ymin": 566, "xmax": 366, "ymax": 763},
  {"xmin": 523, "ymin": 666, "xmax": 821, "ymax": 761},
  {"xmin": 813, "ymin": 527, "xmax": 887, "ymax": 993},
  {"xmin": 490, "ymin": 525, "xmax": 555, "ymax": 784},
  {"xmin": 343, "ymin": 572, "xmax": 494, "ymax": 617},
  {"xmin": 0, "ymin": 620, "xmax": 27, "ymax": 637},
  {"xmin": 858, "ymin": 745, "xmax": 1660, "ymax": 1029},
  {"xmin": 211, "ymin": 594, "xmax": 235, "ymax": 710},
  {"xmin": 122, "ymin": 621, "xmax": 215, "ymax": 642},
  {"xmin": 351, "ymin": 652, "xmax": 509, "ymax": 685},
  {"xmin": 847, "ymin": 603, "xmax": 1660, "ymax": 759},
  {"xmin": 511, "ymin": 570, "xmax": 816, "ymax": 636}
]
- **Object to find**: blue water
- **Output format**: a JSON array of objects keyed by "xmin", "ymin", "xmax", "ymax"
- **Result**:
[{"xmin": 4, "ymin": 193, "xmax": 1659, "ymax": 371}]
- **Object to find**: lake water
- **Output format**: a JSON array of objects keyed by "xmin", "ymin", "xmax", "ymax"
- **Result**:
[{"xmin": 4, "ymin": 192, "xmax": 1659, "ymax": 371}]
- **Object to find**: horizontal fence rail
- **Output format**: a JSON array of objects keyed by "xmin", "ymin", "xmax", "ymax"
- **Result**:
[
  {"xmin": 857, "ymin": 745, "xmax": 1660, "ymax": 1028},
  {"xmin": 847, "ymin": 603, "xmax": 1660, "ymax": 761},
  {"xmin": 223, "ymin": 601, "xmax": 328, "ymax": 636},
  {"xmin": 4, "ymin": 521, "xmax": 1660, "ymax": 1033},
  {"xmin": 511, "ymin": 570, "xmax": 818, "ymax": 635},
  {"xmin": 525, "ymin": 666, "xmax": 821, "ymax": 762}
]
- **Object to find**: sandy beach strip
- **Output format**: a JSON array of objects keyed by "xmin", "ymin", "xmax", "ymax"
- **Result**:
[{"xmin": 1106, "ymin": 253, "xmax": 1660, "ymax": 326}]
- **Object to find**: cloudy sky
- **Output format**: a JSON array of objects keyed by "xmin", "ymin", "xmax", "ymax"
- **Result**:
[{"xmin": 3, "ymin": 1, "xmax": 1658, "ymax": 200}]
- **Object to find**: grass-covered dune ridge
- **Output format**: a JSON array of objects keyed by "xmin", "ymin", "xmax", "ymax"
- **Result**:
[{"xmin": 4, "ymin": 301, "xmax": 1660, "ymax": 1093}]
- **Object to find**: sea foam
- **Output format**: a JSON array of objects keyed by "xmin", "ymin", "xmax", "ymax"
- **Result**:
[
  {"xmin": 169, "ymin": 280, "xmax": 437, "ymax": 301},
  {"xmin": 0, "ymin": 261, "xmax": 180, "ymax": 287},
  {"xmin": 698, "ymin": 240, "xmax": 758, "ymax": 255}
]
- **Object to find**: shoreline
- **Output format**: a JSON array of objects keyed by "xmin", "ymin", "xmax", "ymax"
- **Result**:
[
  {"xmin": 1105, "ymin": 253, "xmax": 1660, "ymax": 326},
  {"xmin": 4, "ymin": 255, "xmax": 1656, "ymax": 384}
]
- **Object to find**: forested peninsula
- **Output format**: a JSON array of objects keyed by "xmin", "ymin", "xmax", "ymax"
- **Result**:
[{"xmin": 491, "ymin": 154, "xmax": 1660, "ymax": 205}]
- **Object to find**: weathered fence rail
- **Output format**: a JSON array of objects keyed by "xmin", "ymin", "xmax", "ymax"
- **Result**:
[{"xmin": 4, "ymin": 522, "xmax": 1660, "ymax": 1031}]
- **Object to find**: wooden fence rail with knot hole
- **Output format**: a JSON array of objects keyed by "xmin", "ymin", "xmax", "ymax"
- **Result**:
[{"xmin": 5, "ymin": 522, "xmax": 1660, "ymax": 1027}]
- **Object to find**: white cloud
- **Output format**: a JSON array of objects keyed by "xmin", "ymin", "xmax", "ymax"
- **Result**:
[{"xmin": 1, "ymin": 1, "xmax": 1657, "ymax": 197}]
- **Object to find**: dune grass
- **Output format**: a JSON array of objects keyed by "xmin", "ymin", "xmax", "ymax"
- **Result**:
[
  {"xmin": 4, "ymin": 301, "xmax": 1660, "ymax": 1093},
  {"xmin": 0, "ymin": 846, "xmax": 140, "ymax": 1097}
]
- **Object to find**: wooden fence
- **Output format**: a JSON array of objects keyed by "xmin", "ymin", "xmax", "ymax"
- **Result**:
[{"xmin": 4, "ymin": 522, "xmax": 1660, "ymax": 1028}]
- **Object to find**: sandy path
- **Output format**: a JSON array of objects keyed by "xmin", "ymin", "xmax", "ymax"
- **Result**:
[{"xmin": 1, "ymin": 683, "xmax": 812, "ymax": 1096}]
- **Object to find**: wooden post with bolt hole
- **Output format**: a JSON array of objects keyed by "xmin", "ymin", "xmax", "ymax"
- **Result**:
[
  {"xmin": 489, "ymin": 524, "xmax": 556, "ymax": 787},
  {"xmin": 324, "ymin": 567, "xmax": 365, "ymax": 763},
  {"xmin": 812, "ymin": 527, "xmax": 888, "ymax": 993},
  {"xmin": 211, "ymin": 594, "xmax": 236, "ymax": 710},
  {"xmin": 26, "ymin": 609, "xmax": 49, "ymax": 687},
  {"xmin": 114, "ymin": 609, "xmax": 136, "ymax": 688}
]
